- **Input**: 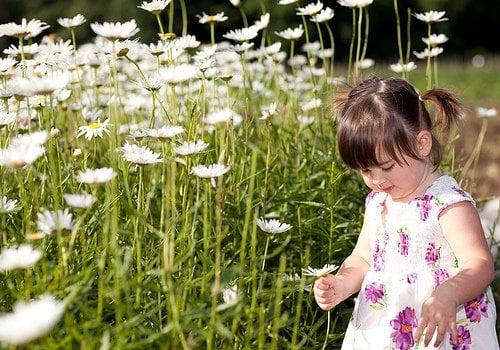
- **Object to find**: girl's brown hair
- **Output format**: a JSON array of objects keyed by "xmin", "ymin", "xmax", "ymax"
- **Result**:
[{"xmin": 333, "ymin": 77, "xmax": 464, "ymax": 170}]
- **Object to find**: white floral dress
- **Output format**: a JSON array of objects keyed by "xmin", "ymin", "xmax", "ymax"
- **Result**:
[{"xmin": 341, "ymin": 174, "xmax": 499, "ymax": 350}]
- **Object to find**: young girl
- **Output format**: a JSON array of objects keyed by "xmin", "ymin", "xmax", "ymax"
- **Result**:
[{"xmin": 313, "ymin": 77, "xmax": 498, "ymax": 349}]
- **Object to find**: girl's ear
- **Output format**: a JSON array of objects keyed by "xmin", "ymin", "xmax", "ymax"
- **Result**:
[{"xmin": 416, "ymin": 130, "xmax": 433, "ymax": 157}]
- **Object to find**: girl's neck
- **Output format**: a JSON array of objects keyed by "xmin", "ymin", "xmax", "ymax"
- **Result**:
[{"xmin": 389, "ymin": 162, "xmax": 440, "ymax": 204}]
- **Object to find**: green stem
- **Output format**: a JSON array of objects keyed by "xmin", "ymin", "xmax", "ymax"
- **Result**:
[
  {"xmin": 261, "ymin": 236, "xmax": 270, "ymax": 271},
  {"xmin": 322, "ymin": 311, "xmax": 331, "ymax": 350},
  {"xmin": 156, "ymin": 13, "xmax": 165, "ymax": 35},
  {"xmin": 239, "ymin": 6, "xmax": 249, "ymax": 28},
  {"xmin": 393, "ymin": 0, "xmax": 404, "ymax": 77},
  {"xmin": 426, "ymin": 23, "xmax": 432, "ymax": 89},
  {"xmin": 168, "ymin": 0, "xmax": 174, "ymax": 33},
  {"xmin": 179, "ymin": 0, "xmax": 188, "ymax": 36},
  {"xmin": 347, "ymin": 9, "xmax": 356, "ymax": 79},
  {"xmin": 406, "ymin": 8, "xmax": 412, "ymax": 64},
  {"xmin": 360, "ymin": 7, "xmax": 370, "ymax": 61},
  {"xmin": 325, "ymin": 23, "xmax": 335, "ymax": 76},
  {"xmin": 315, "ymin": 21, "xmax": 328, "ymax": 75},
  {"xmin": 150, "ymin": 92, "xmax": 156, "ymax": 128},
  {"xmin": 354, "ymin": 7, "xmax": 363, "ymax": 77},
  {"xmin": 210, "ymin": 22, "xmax": 215, "ymax": 46}
]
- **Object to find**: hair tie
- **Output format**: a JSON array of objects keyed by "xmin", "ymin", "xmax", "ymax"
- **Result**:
[{"xmin": 418, "ymin": 95, "xmax": 423, "ymax": 102}]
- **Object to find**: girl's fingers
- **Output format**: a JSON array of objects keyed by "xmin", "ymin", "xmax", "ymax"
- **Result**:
[
  {"xmin": 318, "ymin": 303, "xmax": 335, "ymax": 311},
  {"xmin": 449, "ymin": 320, "xmax": 459, "ymax": 345},
  {"xmin": 433, "ymin": 321, "xmax": 447, "ymax": 348},
  {"xmin": 414, "ymin": 317, "xmax": 427, "ymax": 344},
  {"xmin": 423, "ymin": 322, "xmax": 437, "ymax": 347},
  {"xmin": 314, "ymin": 280, "xmax": 331, "ymax": 291}
]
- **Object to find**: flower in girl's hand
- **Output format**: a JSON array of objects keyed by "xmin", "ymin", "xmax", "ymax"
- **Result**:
[{"xmin": 303, "ymin": 264, "xmax": 339, "ymax": 277}]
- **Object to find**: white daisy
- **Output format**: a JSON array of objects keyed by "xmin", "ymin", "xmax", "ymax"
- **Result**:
[
  {"xmin": 121, "ymin": 142, "xmax": 162, "ymax": 165},
  {"xmin": 256, "ymin": 217, "xmax": 292, "ymax": 234},
  {"xmin": 296, "ymin": 1, "xmax": 324, "ymax": 16},
  {"xmin": 216, "ymin": 285, "xmax": 240, "ymax": 311},
  {"xmin": 37, "ymin": 209, "xmax": 75, "ymax": 234},
  {"xmin": 0, "ymin": 295, "xmax": 65, "ymax": 345},
  {"xmin": 63, "ymin": 193, "xmax": 97, "ymax": 209},
  {"xmin": 413, "ymin": 11, "xmax": 448, "ymax": 23},
  {"xmin": 57, "ymin": 14, "xmax": 86, "ymax": 28},
  {"xmin": 422, "ymin": 34, "xmax": 448, "ymax": 46},
  {"xmin": 0, "ymin": 111, "xmax": 16, "ymax": 127},
  {"xmin": 191, "ymin": 163, "xmax": 230, "ymax": 178},
  {"xmin": 138, "ymin": 75, "xmax": 166, "ymax": 92},
  {"xmin": 275, "ymin": 25, "xmax": 304, "ymax": 40},
  {"xmin": 77, "ymin": 119, "xmax": 111, "ymax": 140},
  {"xmin": 0, "ymin": 145, "xmax": 45, "ymax": 170},
  {"xmin": 389, "ymin": 61, "xmax": 417, "ymax": 73},
  {"xmin": 0, "ymin": 196, "xmax": 18, "ymax": 213},
  {"xmin": 413, "ymin": 47, "xmax": 444, "ymax": 59},
  {"xmin": 279, "ymin": 0, "xmax": 299, "ymax": 4},
  {"xmin": 355, "ymin": 58, "xmax": 375, "ymax": 69},
  {"xmin": 174, "ymin": 140, "xmax": 209, "ymax": 155},
  {"xmin": 476, "ymin": 107, "xmax": 497, "ymax": 118},
  {"xmin": 301, "ymin": 98, "xmax": 322, "ymax": 112},
  {"xmin": 260, "ymin": 102, "xmax": 278, "ymax": 120},
  {"xmin": 310, "ymin": 7, "xmax": 334, "ymax": 23},
  {"xmin": 223, "ymin": 26, "xmax": 259, "ymax": 42},
  {"xmin": 302, "ymin": 264, "xmax": 339, "ymax": 277},
  {"xmin": 160, "ymin": 64, "xmax": 199, "ymax": 84},
  {"xmin": 298, "ymin": 115, "xmax": 315, "ymax": 126},
  {"xmin": 138, "ymin": 0, "xmax": 172, "ymax": 15},
  {"xmin": 0, "ymin": 244, "xmax": 42, "ymax": 272},
  {"xmin": 197, "ymin": 12, "xmax": 228, "ymax": 24},
  {"xmin": 90, "ymin": 20, "xmax": 139, "ymax": 41},
  {"xmin": 174, "ymin": 35, "xmax": 201, "ymax": 49},
  {"xmin": 337, "ymin": 0, "xmax": 373, "ymax": 8},
  {"xmin": 254, "ymin": 13, "xmax": 270, "ymax": 31},
  {"xmin": 0, "ymin": 18, "xmax": 50, "ymax": 39},
  {"xmin": 204, "ymin": 108, "xmax": 242, "ymax": 125},
  {"xmin": 0, "ymin": 57, "xmax": 16, "ymax": 73},
  {"xmin": 146, "ymin": 125, "xmax": 185, "ymax": 139},
  {"xmin": 10, "ymin": 131, "xmax": 49, "ymax": 147},
  {"xmin": 76, "ymin": 167, "xmax": 116, "ymax": 184}
]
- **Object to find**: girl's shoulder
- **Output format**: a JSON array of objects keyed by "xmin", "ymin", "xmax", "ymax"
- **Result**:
[
  {"xmin": 365, "ymin": 190, "xmax": 385, "ymax": 208},
  {"xmin": 424, "ymin": 174, "xmax": 476, "ymax": 218}
]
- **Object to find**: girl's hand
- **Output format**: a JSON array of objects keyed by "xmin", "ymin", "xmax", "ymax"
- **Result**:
[
  {"xmin": 313, "ymin": 274, "xmax": 345, "ymax": 311},
  {"xmin": 415, "ymin": 288, "xmax": 459, "ymax": 348}
]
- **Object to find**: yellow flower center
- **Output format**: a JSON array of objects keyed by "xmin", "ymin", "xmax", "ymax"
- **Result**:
[{"xmin": 89, "ymin": 123, "xmax": 101, "ymax": 129}]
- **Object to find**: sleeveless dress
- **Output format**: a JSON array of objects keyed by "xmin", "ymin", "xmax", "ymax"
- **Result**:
[{"xmin": 341, "ymin": 174, "xmax": 499, "ymax": 350}]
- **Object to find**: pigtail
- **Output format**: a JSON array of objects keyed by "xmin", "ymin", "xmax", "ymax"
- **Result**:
[
  {"xmin": 420, "ymin": 88, "xmax": 464, "ymax": 138},
  {"xmin": 331, "ymin": 87, "xmax": 351, "ymax": 119}
]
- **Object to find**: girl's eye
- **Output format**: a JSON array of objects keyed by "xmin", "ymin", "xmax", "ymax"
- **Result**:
[{"xmin": 381, "ymin": 164, "xmax": 394, "ymax": 171}]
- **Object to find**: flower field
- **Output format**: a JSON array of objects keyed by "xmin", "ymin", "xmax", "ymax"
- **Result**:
[{"xmin": 0, "ymin": 0, "xmax": 498, "ymax": 348}]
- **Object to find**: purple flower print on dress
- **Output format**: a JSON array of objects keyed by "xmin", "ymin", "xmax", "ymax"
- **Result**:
[
  {"xmin": 434, "ymin": 268, "xmax": 450, "ymax": 287},
  {"xmin": 464, "ymin": 293, "xmax": 488, "ymax": 323},
  {"xmin": 373, "ymin": 235, "xmax": 386, "ymax": 272},
  {"xmin": 425, "ymin": 242, "xmax": 440, "ymax": 267},
  {"xmin": 398, "ymin": 228, "xmax": 409, "ymax": 256},
  {"xmin": 449, "ymin": 325, "xmax": 471, "ymax": 350},
  {"xmin": 364, "ymin": 282, "xmax": 384, "ymax": 304},
  {"xmin": 416, "ymin": 194, "xmax": 433, "ymax": 221},
  {"xmin": 406, "ymin": 273, "xmax": 417, "ymax": 284},
  {"xmin": 452, "ymin": 186, "xmax": 468, "ymax": 198},
  {"xmin": 366, "ymin": 191, "xmax": 377, "ymax": 205},
  {"xmin": 390, "ymin": 307, "xmax": 417, "ymax": 350}
]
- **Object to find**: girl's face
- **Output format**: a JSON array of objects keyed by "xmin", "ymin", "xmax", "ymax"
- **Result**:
[{"xmin": 359, "ymin": 131, "xmax": 435, "ymax": 202}]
